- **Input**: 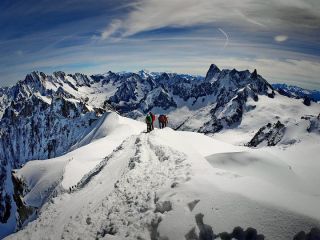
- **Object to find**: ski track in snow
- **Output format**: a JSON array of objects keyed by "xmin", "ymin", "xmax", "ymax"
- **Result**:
[{"xmin": 8, "ymin": 133, "xmax": 191, "ymax": 240}]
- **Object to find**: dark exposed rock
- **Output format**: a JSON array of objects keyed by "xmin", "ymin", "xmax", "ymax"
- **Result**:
[
  {"xmin": 247, "ymin": 121, "xmax": 286, "ymax": 147},
  {"xmin": 245, "ymin": 227, "xmax": 258, "ymax": 240},
  {"xmin": 251, "ymin": 69, "xmax": 258, "ymax": 79},
  {"xmin": 11, "ymin": 173, "xmax": 34, "ymax": 228},
  {"xmin": 205, "ymin": 64, "xmax": 221, "ymax": 82},
  {"xmin": 148, "ymin": 216, "xmax": 163, "ymax": 240},
  {"xmin": 185, "ymin": 227, "xmax": 199, "ymax": 240},
  {"xmin": 0, "ymin": 192, "xmax": 11, "ymax": 223},
  {"xmin": 303, "ymin": 97, "xmax": 311, "ymax": 106},
  {"xmin": 187, "ymin": 199, "xmax": 200, "ymax": 212},
  {"xmin": 232, "ymin": 226, "xmax": 245, "ymax": 239},
  {"xmin": 155, "ymin": 201, "xmax": 172, "ymax": 214},
  {"xmin": 293, "ymin": 228, "xmax": 320, "ymax": 240},
  {"xmin": 219, "ymin": 232, "xmax": 232, "ymax": 240},
  {"xmin": 195, "ymin": 213, "xmax": 215, "ymax": 240},
  {"xmin": 294, "ymin": 231, "xmax": 306, "ymax": 240},
  {"xmin": 307, "ymin": 228, "xmax": 320, "ymax": 240}
]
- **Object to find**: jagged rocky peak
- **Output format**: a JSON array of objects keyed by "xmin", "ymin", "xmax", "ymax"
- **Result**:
[
  {"xmin": 159, "ymin": 72, "xmax": 170, "ymax": 81},
  {"xmin": 68, "ymin": 73, "xmax": 92, "ymax": 87},
  {"xmin": 205, "ymin": 64, "xmax": 221, "ymax": 81},
  {"xmin": 251, "ymin": 69, "xmax": 258, "ymax": 79},
  {"xmin": 23, "ymin": 71, "xmax": 47, "ymax": 86},
  {"xmin": 53, "ymin": 71, "xmax": 66, "ymax": 80}
]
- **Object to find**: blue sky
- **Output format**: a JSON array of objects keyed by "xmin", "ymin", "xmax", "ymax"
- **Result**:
[{"xmin": 0, "ymin": 0, "xmax": 319, "ymax": 89}]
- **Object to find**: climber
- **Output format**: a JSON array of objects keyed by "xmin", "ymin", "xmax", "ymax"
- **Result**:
[
  {"xmin": 145, "ymin": 114, "xmax": 152, "ymax": 132},
  {"xmin": 158, "ymin": 114, "xmax": 168, "ymax": 129},
  {"xmin": 149, "ymin": 112, "xmax": 156, "ymax": 130}
]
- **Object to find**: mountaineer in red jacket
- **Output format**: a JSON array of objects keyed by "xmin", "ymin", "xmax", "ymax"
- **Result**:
[{"xmin": 158, "ymin": 114, "xmax": 168, "ymax": 129}]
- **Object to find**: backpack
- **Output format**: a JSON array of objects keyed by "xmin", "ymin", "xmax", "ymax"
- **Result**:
[
  {"xmin": 146, "ymin": 115, "xmax": 152, "ymax": 123},
  {"xmin": 159, "ymin": 115, "xmax": 165, "ymax": 122},
  {"xmin": 151, "ymin": 113, "xmax": 155, "ymax": 121}
]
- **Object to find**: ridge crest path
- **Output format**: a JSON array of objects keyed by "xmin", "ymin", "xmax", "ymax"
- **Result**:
[{"xmin": 9, "ymin": 132, "xmax": 191, "ymax": 240}]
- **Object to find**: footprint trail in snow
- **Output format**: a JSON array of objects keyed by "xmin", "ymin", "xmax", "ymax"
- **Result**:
[{"xmin": 11, "ymin": 133, "xmax": 191, "ymax": 240}]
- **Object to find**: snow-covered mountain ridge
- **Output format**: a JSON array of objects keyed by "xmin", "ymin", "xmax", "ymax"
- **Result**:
[
  {"xmin": 0, "ymin": 64, "xmax": 319, "ymax": 238},
  {"xmin": 3, "ymin": 113, "xmax": 320, "ymax": 240}
]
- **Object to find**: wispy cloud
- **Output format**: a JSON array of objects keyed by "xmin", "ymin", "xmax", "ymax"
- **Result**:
[{"xmin": 100, "ymin": 0, "xmax": 320, "ymax": 40}]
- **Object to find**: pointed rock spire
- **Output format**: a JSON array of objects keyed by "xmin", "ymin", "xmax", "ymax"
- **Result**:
[
  {"xmin": 205, "ymin": 64, "xmax": 221, "ymax": 81},
  {"xmin": 251, "ymin": 69, "xmax": 258, "ymax": 79}
]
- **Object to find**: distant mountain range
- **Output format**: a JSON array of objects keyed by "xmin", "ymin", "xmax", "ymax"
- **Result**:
[{"xmin": 272, "ymin": 83, "xmax": 320, "ymax": 102}]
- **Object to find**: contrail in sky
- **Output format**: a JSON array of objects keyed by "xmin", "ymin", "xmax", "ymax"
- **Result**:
[{"xmin": 218, "ymin": 28, "xmax": 229, "ymax": 49}]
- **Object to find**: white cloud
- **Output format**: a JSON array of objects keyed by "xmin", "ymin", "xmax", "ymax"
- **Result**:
[
  {"xmin": 100, "ymin": 0, "xmax": 261, "ymax": 39},
  {"xmin": 101, "ymin": 20, "xmax": 122, "ymax": 40},
  {"xmin": 100, "ymin": 0, "xmax": 320, "ymax": 39},
  {"xmin": 274, "ymin": 35, "xmax": 288, "ymax": 42}
]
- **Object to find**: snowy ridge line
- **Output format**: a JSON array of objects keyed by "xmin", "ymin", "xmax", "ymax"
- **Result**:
[
  {"xmin": 53, "ymin": 158, "xmax": 74, "ymax": 196},
  {"xmin": 4, "ymin": 127, "xmax": 320, "ymax": 239},
  {"xmin": 69, "ymin": 113, "xmax": 109, "ymax": 150},
  {"xmin": 74, "ymin": 136, "xmax": 135, "ymax": 191}
]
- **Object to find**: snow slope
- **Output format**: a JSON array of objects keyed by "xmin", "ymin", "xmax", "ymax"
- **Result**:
[
  {"xmin": 5, "ymin": 117, "xmax": 320, "ymax": 240},
  {"xmin": 213, "ymin": 94, "xmax": 320, "ymax": 146},
  {"xmin": 11, "ymin": 113, "xmax": 145, "ymax": 210}
]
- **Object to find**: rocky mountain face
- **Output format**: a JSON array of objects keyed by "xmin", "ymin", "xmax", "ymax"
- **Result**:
[
  {"xmin": 247, "ymin": 121, "xmax": 286, "ymax": 147},
  {"xmin": 0, "ymin": 72, "xmax": 108, "ymax": 227},
  {"xmin": 102, "ymin": 66, "xmax": 275, "ymax": 132},
  {"xmin": 0, "ymin": 64, "xmax": 312, "ymax": 230},
  {"xmin": 247, "ymin": 115, "xmax": 320, "ymax": 148}
]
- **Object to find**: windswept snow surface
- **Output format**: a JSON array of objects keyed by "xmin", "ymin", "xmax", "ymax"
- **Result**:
[{"xmin": 6, "ymin": 122, "xmax": 320, "ymax": 239}]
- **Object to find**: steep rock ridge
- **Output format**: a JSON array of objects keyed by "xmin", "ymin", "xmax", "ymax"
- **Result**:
[
  {"xmin": 173, "ymin": 67, "xmax": 274, "ymax": 132},
  {"xmin": 100, "ymin": 65, "xmax": 274, "ymax": 133}
]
